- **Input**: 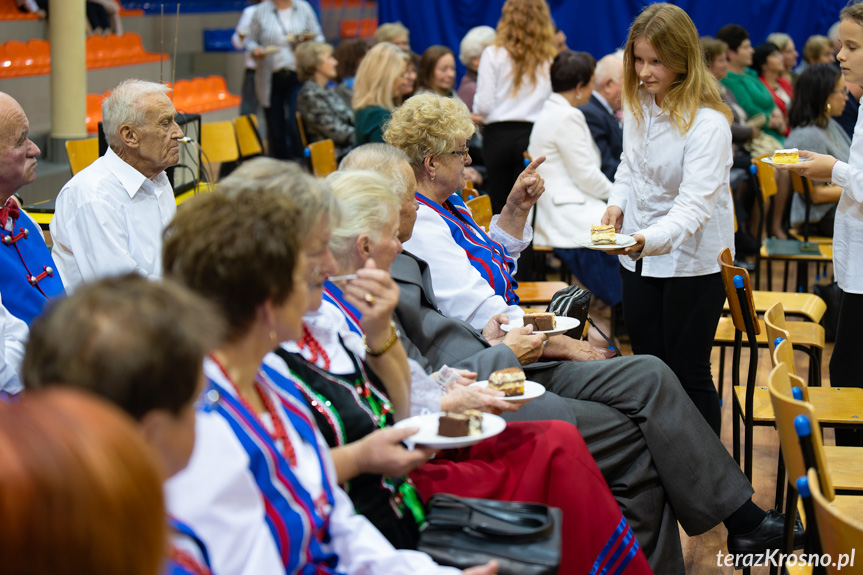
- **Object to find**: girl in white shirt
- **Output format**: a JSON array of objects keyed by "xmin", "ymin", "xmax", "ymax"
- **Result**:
[
  {"xmin": 602, "ymin": 3, "xmax": 734, "ymax": 435},
  {"xmin": 776, "ymin": 3, "xmax": 863, "ymax": 447}
]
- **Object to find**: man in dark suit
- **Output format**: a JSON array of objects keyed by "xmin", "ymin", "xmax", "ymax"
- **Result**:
[
  {"xmin": 392, "ymin": 248, "xmax": 799, "ymax": 574},
  {"xmin": 579, "ymin": 53, "xmax": 624, "ymax": 182}
]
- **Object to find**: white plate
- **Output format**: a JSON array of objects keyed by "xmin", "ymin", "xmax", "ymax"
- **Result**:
[
  {"xmin": 500, "ymin": 315, "xmax": 580, "ymax": 336},
  {"xmin": 469, "ymin": 379, "xmax": 546, "ymax": 403},
  {"xmin": 394, "ymin": 412, "xmax": 506, "ymax": 449},
  {"xmin": 761, "ymin": 156, "xmax": 813, "ymax": 166},
  {"xmin": 259, "ymin": 45, "xmax": 282, "ymax": 55},
  {"xmin": 573, "ymin": 232, "xmax": 637, "ymax": 250}
]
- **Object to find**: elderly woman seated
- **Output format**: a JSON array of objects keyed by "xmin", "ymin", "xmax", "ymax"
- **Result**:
[
  {"xmin": 296, "ymin": 41, "xmax": 355, "ymax": 159},
  {"xmin": 383, "ymin": 92, "xmax": 608, "ymax": 362},
  {"xmin": 256, "ymin": 163, "xmax": 651, "ymax": 575}
]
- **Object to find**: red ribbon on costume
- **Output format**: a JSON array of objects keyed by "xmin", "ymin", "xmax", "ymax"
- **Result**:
[{"xmin": 0, "ymin": 198, "xmax": 20, "ymax": 229}]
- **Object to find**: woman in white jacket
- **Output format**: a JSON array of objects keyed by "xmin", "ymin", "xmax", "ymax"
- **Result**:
[{"xmin": 528, "ymin": 50, "xmax": 621, "ymax": 306}]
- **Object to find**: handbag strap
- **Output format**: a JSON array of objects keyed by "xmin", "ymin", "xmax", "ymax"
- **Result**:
[{"xmin": 423, "ymin": 494, "xmax": 553, "ymax": 538}]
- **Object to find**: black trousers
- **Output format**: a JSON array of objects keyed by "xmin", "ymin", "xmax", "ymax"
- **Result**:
[
  {"xmin": 481, "ymin": 121, "xmax": 532, "ymax": 215},
  {"xmin": 264, "ymin": 70, "xmax": 303, "ymax": 160},
  {"xmin": 830, "ymin": 290, "xmax": 863, "ymax": 446},
  {"xmin": 620, "ymin": 263, "xmax": 726, "ymax": 435}
]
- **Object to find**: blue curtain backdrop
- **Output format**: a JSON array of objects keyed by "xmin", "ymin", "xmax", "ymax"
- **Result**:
[{"xmin": 380, "ymin": 0, "xmax": 845, "ymax": 79}]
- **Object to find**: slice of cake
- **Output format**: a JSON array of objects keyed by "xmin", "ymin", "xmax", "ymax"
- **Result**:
[
  {"xmin": 772, "ymin": 148, "xmax": 799, "ymax": 164},
  {"xmin": 438, "ymin": 410, "xmax": 483, "ymax": 437},
  {"xmin": 523, "ymin": 312, "xmax": 556, "ymax": 332},
  {"xmin": 591, "ymin": 224, "xmax": 616, "ymax": 245},
  {"xmin": 488, "ymin": 367, "xmax": 526, "ymax": 397}
]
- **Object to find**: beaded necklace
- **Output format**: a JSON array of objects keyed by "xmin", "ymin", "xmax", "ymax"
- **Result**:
[
  {"xmin": 208, "ymin": 354, "xmax": 297, "ymax": 466},
  {"xmin": 298, "ymin": 324, "xmax": 331, "ymax": 371}
]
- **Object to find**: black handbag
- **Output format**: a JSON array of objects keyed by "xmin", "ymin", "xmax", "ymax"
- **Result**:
[
  {"xmin": 546, "ymin": 285, "xmax": 620, "ymax": 355},
  {"xmin": 417, "ymin": 494, "xmax": 562, "ymax": 575}
]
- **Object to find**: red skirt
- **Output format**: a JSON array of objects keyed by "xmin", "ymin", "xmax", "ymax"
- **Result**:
[{"xmin": 410, "ymin": 420, "xmax": 653, "ymax": 575}]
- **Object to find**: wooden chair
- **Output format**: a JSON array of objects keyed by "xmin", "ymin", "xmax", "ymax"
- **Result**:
[
  {"xmin": 788, "ymin": 172, "xmax": 833, "ymax": 245},
  {"xmin": 233, "ymin": 114, "xmax": 264, "ymax": 160},
  {"xmin": 515, "ymin": 281, "xmax": 568, "ymax": 307},
  {"xmin": 718, "ymin": 246, "xmax": 825, "ymax": 335},
  {"xmin": 768, "ymin": 364, "xmax": 863, "ymax": 562},
  {"xmin": 296, "ymin": 111, "xmax": 309, "ymax": 149},
  {"xmin": 459, "ymin": 180, "xmax": 479, "ymax": 201},
  {"xmin": 466, "ymin": 194, "xmax": 492, "ymax": 232},
  {"xmin": 808, "ymin": 468, "xmax": 863, "ymax": 575},
  {"xmin": 716, "ymin": 248, "xmax": 826, "ymax": 405},
  {"xmin": 307, "ymin": 139, "xmax": 337, "ymax": 178},
  {"xmin": 65, "ymin": 137, "xmax": 100, "ymax": 175},
  {"xmin": 200, "ymin": 121, "xmax": 239, "ymax": 182},
  {"xmin": 767, "ymin": 310, "xmax": 863, "ymax": 432}
]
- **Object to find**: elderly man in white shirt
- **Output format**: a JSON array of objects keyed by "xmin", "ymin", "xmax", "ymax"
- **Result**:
[
  {"xmin": 0, "ymin": 292, "xmax": 27, "ymax": 395},
  {"xmin": 50, "ymin": 79, "xmax": 182, "ymax": 293}
]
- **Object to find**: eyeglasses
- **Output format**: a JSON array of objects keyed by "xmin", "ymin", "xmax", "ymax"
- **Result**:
[
  {"xmin": 450, "ymin": 146, "xmax": 470, "ymax": 158},
  {"xmin": 834, "ymin": 88, "xmax": 850, "ymax": 97}
]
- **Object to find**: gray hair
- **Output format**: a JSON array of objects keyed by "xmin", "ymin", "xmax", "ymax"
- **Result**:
[
  {"xmin": 102, "ymin": 80, "xmax": 171, "ymax": 149},
  {"xmin": 459, "ymin": 26, "xmax": 495, "ymax": 67},
  {"xmin": 325, "ymin": 170, "xmax": 399, "ymax": 266},
  {"xmin": 339, "ymin": 143, "xmax": 411, "ymax": 199},
  {"xmin": 374, "ymin": 22, "xmax": 410, "ymax": 45},
  {"xmin": 594, "ymin": 53, "xmax": 623, "ymax": 85},
  {"xmin": 828, "ymin": 21, "xmax": 840, "ymax": 43},
  {"xmin": 766, "ymin": 32, "xmax": 793, "ymax": 52},
  {"xmin": 219, "ymin": 157, "xmax": 341, "ymax": 237}
]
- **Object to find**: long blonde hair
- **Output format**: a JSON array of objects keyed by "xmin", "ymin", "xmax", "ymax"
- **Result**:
[
  {"xmin": 352, "ymin": 43, "xmax": 410, "ymax": 111},
  {"xmin": 494, "ymin": 0, "xmax": 556, "ymax": 94},
  {"xmin": 622, "ymin": 3, "xmax": 731, "ymax": 134}
]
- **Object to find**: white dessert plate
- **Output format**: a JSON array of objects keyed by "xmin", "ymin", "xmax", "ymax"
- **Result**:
[
  {"xmin": 259, "ymin": 45, "xmax": 282, "ymax": 55},
  {"xmin": 573, "ymin": 232, "xmax": 637, "ymax": 250},
  {"xmin": 500, "ymin": 315, "xmax": 580, "ymax": 336},
  {"xmin": 394, "ymin": 412, "xmax": 506, "ymax": 449},
  {"xmin": 761, "ymin": 156, "xmax": 813, "ymax": 166},
  {"xmin": 469, "ymin": 379, "xmax": 546, "ymax": 403}
]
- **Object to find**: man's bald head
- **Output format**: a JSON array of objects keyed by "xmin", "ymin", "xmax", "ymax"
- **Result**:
[
  {"xmin": 0, "ymin": 93, "xmax": 41, "ymax": 201},
  {"xmin": 594, "ymin": 54, "xmax": 624, "ymax": 111}
]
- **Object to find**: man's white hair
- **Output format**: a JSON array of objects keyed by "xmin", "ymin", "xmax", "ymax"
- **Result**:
[
  {"xmin": 102, "ymin": 79, "xmax": 171, "ymax": 149},
  {"xmin": 594, "ymin": 53, "xmax": 623, "ymax": 85}
]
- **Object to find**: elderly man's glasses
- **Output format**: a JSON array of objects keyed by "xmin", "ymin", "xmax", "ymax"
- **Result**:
[{"xmin": 834, "ymin": 87, "xmax": 850, "ymax": 97}]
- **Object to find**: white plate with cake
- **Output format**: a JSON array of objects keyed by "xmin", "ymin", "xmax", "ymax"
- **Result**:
[
  {"xmin": 500, "ymin": 313, "xmax": 580, "ymax": 336},
  {"xmin": 394, "ymin": 411, "xmax": 507, "ymax": 449},
  {"xmin": 574, "ymin": 225, "xmax": 637, "ymax": 250},
  {"xmin": 469, "ymin": 380, "xmax": 545, "ymax": 402},
  {"xmin": 761, "ymin": 149, "xmax": 813, "ymax": 166}
]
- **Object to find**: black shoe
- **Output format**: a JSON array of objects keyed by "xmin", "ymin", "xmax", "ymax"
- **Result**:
[{"xmin": 726, "ymin": 510, "xmax": 805, "ymax": 556}]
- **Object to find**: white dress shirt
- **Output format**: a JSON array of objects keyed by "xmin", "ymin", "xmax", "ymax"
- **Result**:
[
  {"xmin": 50, "ymin": 147, "xmax": 177, "ymax": 293},
  {"xmin": 403, "ymin": 202, "xmax": 530, "ymax": 329},
  {"xmin": 166, "ymin": 358, "xmax": 459, "ymax": 575},
  {"xmin": 528, "ymin": 93, "xmax": 613, "ymax": 248},
  {"xmin": 829, "ymin": 97, "xmax": 863, "ymax": 294},
  {"xmin": 0, "ymin": 292, "xmax": 27, "ymax": 394},
  {"xmin": 232, "ymin": 4, "xmax": 259, "ymax": 70},
  {"xmin": 607, "ymin": 92, "xmax": 734, "ymax": 277},
  {"xmin": 473, "ymin": 45, "xmax": 551, "ymax": 124}
]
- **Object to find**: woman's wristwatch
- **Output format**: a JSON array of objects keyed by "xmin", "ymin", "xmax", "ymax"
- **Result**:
[{"xmin": 363, "ymin": 321, "xmax": 400, "ymax": 356}]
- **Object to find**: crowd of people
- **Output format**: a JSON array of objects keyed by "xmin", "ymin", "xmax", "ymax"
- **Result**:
[{"xmin": 2, "ymin": 0, "xmax": 861, "ymax": 572}]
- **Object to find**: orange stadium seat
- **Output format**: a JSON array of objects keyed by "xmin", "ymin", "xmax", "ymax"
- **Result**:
[
  {"xmin": 85, "ymin": 94, "xmax": 104, "ymax": 134},
  {"xmin": 26, "ymin": 39, "xmax": 50, "ymax": 74},
  {"xmin": 0, "ymin": 0, "xmax": 39, "ymax": 20},
  {"xmin": 4, "ymin": 41, "xmax": 32, "ymax": 76}
]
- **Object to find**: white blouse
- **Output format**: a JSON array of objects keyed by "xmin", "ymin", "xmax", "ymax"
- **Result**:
[
  {"xmin": 829, "ymin": 97, "xmax": 863, "ymax": 294},
  {"xmin": 607, "ymin": 92, "xmax": 734, "ymax": 277},
  {"xmin": 473, "ymin": 45, "xmax": 551, "ymax": 124}
]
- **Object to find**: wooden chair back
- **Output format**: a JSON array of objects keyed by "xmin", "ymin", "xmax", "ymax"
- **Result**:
[
  {"xmin": 296, "ymin": 111, "xmax": 309, "ymax": 149},
  {"xmin": 234, "ymin": 114, "xmax": 263, "ymax": 158},
  {"xmin": 768, "ymin": 363, "xmax": 836, "ymax": 501},
  {"xmin": 809, "ymin": 468, "xmax": 863, "ymax": 575},
  {"xmin": 754, "ymin": 154, "xmax": 778, "ymax": 201},
  {"xmin": 718, "ymin": 247, "xmax": 760, "ymax": 335},
  {"xmin": 764, "ymin": 301, "xmax": 791, "ymax": 358},
  {"xmin": 201, "ymin": 121, "xmax": 239, "ymax": 164},
  {"xmin": 65, "ymin": 137, "xmax": 100, "ymax": 175},
  {"xmin": 466, "ymin": 194, "xmax": 492, "ymax": 232},
  {"xmin": 771, "ymin": 337, "xmax": 801, "ymax": 382},
  {"xmin": 307, "ymin": 139, "xmax": 337, "ymax": 178},
  {"xmin": 460, "ymin": 180, "xmax": 479, "ymax": 201}
]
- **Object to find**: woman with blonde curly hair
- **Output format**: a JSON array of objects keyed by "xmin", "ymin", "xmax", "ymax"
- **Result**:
[
  {"xmin": 602, "ymin": 3, "xmax": 734, "ymax": 435},
  {"xmin": 352, "ymin": 42, "xmax": 414, "ymax": 144},
  {"xmin": 473, "ymin": 0, "xmax": 556, "ymax": 215}
]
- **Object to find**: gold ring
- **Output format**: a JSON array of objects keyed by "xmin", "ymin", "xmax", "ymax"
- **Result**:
[{"xmin": 364, "ymin": 293, "xmax": 376, "ymax": 305}]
